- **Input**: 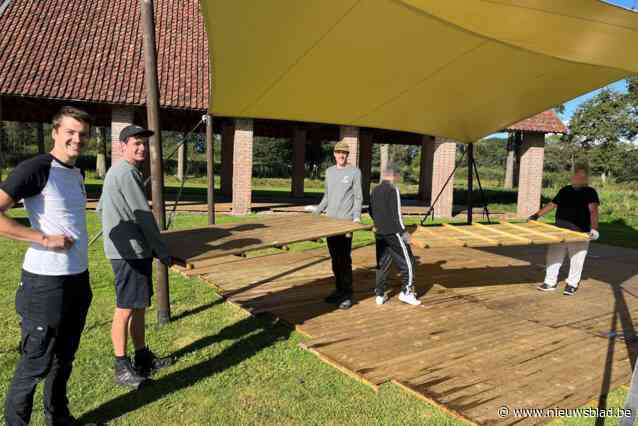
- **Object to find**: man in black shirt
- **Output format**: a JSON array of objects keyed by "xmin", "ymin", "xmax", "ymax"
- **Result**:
[
  {"xmin": 529, "ymin": 164, "xmax": 600, "ymax": 295},
  {"xmin": 369, "ymin": 164, "xmax": 421, "ymax": 306}
]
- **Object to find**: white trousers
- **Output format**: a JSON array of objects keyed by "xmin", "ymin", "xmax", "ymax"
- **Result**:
[{"xmin": 543, "ymin": 241, "xmax": 590, "ymax": 287}]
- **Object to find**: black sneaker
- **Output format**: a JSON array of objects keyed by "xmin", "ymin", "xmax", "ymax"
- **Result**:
[
  {"xmin": 324, "ymin": 290, "xmax": 344, "ymax": 304},
  {"xmin": 45, "ymin": 413, "xmax": 77, "ymax": 426},
  {"xmin": 114, "ymin": 357, "xmax": 146, "ymax": 389},
  {"xmin": 537, "ymin": 283, "xmax": 557, "ymax": 292},
  {"xmin": 339, "ymin": 297, "xmax": 354, "ymax": 310},
  {"xmin": 563, "ymin": 284, "xmax": 578, "ymax": 296},
  {"xmin": 134, "ymin": 347, "xmax": 174, "ymax": 378}
]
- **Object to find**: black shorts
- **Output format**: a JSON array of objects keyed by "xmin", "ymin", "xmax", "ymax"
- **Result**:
[{"xmin": 110, "ymin": 258, "xmax": 153, "ymax": 309}]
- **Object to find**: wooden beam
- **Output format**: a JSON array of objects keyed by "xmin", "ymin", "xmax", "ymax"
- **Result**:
[
  {"xmin": 502, "ymin": 221, "xmax": 562, "ymax": 242},
  {"xmin": 472, "ymin": 222, "xmax": 532, "ymax": 245},
  {"xmin": 206, "ymin": 114, "xmax": 215, "ymax": 224},
  {"xmin": 530, "ymin": 220, "xmax": 589, "ymax": 240},
  {"xmin": 141, "ymin": 0, "xmax": 170, "ymax": 324},
  {"xmin": 442, "ymin": 223, "xmax": 497, "ymax": 245}
]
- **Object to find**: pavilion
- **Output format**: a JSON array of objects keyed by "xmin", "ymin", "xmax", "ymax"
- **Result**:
[{"xmin": 0, "ymin": 0, "xmax": 568, "ymax": 218}]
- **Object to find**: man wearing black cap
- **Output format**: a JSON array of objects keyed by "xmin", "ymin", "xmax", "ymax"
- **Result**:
[{"xmin": 98, "ymin": 125, "xmax": 173, "ymax": 389}]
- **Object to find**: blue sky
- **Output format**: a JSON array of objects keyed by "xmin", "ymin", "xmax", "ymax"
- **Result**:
[{"xmin": 558, "ymin": 0, "xmax": 636, "ymax": 121}]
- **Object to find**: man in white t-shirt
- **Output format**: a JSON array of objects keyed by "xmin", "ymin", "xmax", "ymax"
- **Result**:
[{"xmin": 0, "ymin": 107, "xmax": 92, "ymax": 426}]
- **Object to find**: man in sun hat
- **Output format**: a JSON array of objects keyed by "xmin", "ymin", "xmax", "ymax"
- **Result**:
[{"xmin": 313, "ymin": 140, "xmax": 363, "ymax": 310}]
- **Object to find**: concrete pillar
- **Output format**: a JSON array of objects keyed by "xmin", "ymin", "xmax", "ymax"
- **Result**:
[
  {"xmin": 232, "ymin": 119, "xmax": 253, "ymax": 215},
  {"xmin": 111, "ymin": 106, "xmax": 135, "ymax": 166},
  {"xmin": 418, "ymin": 135, "xmax": 435, "ymax": 202},
  {"xmin": 504, "ymin": 132, "xmax": 516, "ymax": 189},
  {"xmin": 177, "ymin": 133, "xmax": 187, "ymax": 181},
  {"xmin": 221, "ymin": 120, "xmax": 234, "ymax": 197},
  {"xmin": 427, "ymin": 138, "xmax": 456, "ymax": 218},
  {"xmin": 339, "ymin": 125, "xmax": 359, "ymax": 167},
  {"xmin": 291, "ymin": 126, "xmax": 306, "ymax": 198},
  {"xmin": 358, "ymin": 129, "xmax": 373, "ymax": 203},
  {"xmin": 517, "ymin": 132, "xmax": 545, "ymax": 218},
  {"xmin": 379, "ymin": 144, "xmax": 389, "ymax": 182}
]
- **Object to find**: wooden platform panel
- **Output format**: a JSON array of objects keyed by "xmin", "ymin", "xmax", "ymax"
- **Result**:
[
  {"xmin": 162, "ymin": 214, "xmax": 371, "ymax": 268},
  {"xmin": 411, "ymin": 221, "xmax": 589, "ymax": 250},
  {"xmin": 192, "ymin": 243, "xmax": 638, "ymax": 425}
]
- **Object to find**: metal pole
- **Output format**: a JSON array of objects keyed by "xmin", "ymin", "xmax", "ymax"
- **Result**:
[
  {"xmin": 467, "ymin": 143, "xmax": 474, "ymax": 225},
  {"xmin": 206, "ymin": 114, "xmax": 215, "ymax": 224},
  {"xmin": 141, "ymin": 0, "xmax": 170, "ymax": 325}
]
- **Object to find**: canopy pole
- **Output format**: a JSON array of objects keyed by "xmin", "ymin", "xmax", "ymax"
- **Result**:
[
  {"xmin": 141, "ymin": 0, "xmax": 170, "ymax": 325},
  {"xmin": 467, "ymin": 143, "xmax": 474, "ymax": 225},
  {"xmin": 206, "ymin": 114, "xmax": 215, "ymax": 224}
]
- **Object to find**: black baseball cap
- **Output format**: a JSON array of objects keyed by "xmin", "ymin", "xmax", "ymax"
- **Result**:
[{"xmin": 119, "ymin": 125, "xmax": 154, "ymax": 142}]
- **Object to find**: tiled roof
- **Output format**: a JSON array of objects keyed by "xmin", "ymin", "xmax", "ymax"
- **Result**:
[
  {"xmin": 506, "ymin": 110, "xmax": 567, "ymax": 134},
  {"xmin": 0, "ymin": 0, "xmax": 208, "ymax": 111}
]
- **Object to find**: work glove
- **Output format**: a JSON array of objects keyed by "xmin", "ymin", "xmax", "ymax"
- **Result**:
[
  {"xmin": 353, "ymin": 217, "xmax": 361, "ymax": 223},
  {"xmin": 401, "ymin": 231, "xmax": 411, "ymax": 245},
  {"xmin": 588, "ymin": 229, "xmax": 600, "ymax": 241},
  {"xmin": 345, "ymin": 233, "xmax": 352, "ymax": 239},
  {"xmin": 528, "ymin": 214, "xmax": 539, "ymax": 221},
  {"xmin": 159, "ymin": 255, "xmax": 173, "ymax": 266},
  {"xmin": 305, "ymin": 205, "xmax": 317, "ymax": 213}
]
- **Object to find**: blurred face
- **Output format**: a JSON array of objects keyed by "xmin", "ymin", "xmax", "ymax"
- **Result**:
[
  {"xmin": 382, "ymin": 171, "xmax": 400, "ymax": 183},
  {"xmin": 571, "ymin": 169, "xmax": 588, "ymax": 188},
  {"xmin": 334, "ymin": 150, "xmax": 348, "ymax": 167},
  {"xmin": 51, "ymin": 116, "xmax": 90, "ymax": 162},
  {"xmin": 121, "ymin": 136, "xmax": 147, "ymax": 165}
]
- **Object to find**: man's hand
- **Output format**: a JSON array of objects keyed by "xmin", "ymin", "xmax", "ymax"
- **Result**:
[
  {"xmin": 353, "ymin": 217, "xmax": 361, "ymax": 224},
  {"xmin": 41, "ymin": 234, "xmax": 75, "ymax": 250},
  {"xmin": 528, "ymin": 214, "xmax": 539, "ymax": 221},
  {"xmin": 401, "ymin": 231, "xmax": 411, "ymax": 245},
  {"xmin": 304, "ymin": 205, "xmax": 317, "ymax": 213},
  {"xmin": 588, "ymin": 229, "xmax": 600, "ymax": 241}
]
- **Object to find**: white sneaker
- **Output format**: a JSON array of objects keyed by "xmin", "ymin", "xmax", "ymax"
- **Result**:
[
  {"xmin": 376, "ymin": 295, "xmax": 387, "ymax": 305},
  {"xmin": 399, "ymin": 292, "xmax": 422, "ymax": 306}
]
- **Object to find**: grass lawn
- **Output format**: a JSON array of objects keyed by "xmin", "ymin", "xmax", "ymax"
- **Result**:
[{"xmin": 1, "ymin": 176, "xmax": 636, "ymax": 424}]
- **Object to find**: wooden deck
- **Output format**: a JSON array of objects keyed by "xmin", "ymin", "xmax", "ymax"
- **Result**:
[{"xmin": 180, "ymin": 241, "xmax": 638, "ymax": 425}]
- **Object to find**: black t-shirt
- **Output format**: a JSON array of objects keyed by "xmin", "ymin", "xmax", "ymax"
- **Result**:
[{"xmin": 552, "ymin": 185, "xmax": 600, "ymax": 232}]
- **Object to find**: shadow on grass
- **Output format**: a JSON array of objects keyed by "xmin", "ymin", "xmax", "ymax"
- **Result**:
[
  {"xmin": 170, "ymin": 298, "xmax": 225, "ymax": 323},
  {"xmin": 79, "ymin": 313, "xmax": 291, "ymax": 424}
]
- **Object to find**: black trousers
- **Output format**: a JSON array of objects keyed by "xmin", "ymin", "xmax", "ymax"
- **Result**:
[
  {"xmin": 375, "ymin": 233, "xmax": 415, "ymax": 296},
  {"xmin": 326, "ymin": 234, "xmax": 353, "ymax": 296},
  {"xmin": 5, "ymin": 270, "xmax": 92, "ymax": 426}
]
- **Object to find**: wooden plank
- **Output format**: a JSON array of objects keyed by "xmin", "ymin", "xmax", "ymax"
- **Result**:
[
  {"xmin": 502, "ymin": 221, "xmax": 562, "ymax": 242},
  {"xmin": 530, "ymin": 220, "xmax": 590, "ymax": 241},
  {"xmin": 472, "ymin": 222, "xmax": 532, "ymax": 245},
  {"xmin": 162, "ymin": 215, "xmax": 371, "ymax": 268},
  {"xmin": 441, "ymin": 223, "xmax": 497, "ymax": 245}
]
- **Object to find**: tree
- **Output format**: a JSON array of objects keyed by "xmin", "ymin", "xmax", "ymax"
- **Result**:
[{"xmin": 567, "ymin": 88, "xmax": 637, "ymax": 182}]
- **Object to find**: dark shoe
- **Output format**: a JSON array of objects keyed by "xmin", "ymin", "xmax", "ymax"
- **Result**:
[
  {"xmin": 537, "ymin": 283, "xmax": 557, "ymax": 292},
  {"xmin": 324, "ymin": 290, "xmax": 344, "ymax": 304},
  {"xmin": 45, "ymin": 413, "xmax": 77, "ymax": 426},
  {"xmin": 134, "ymin": 347, "xmax": 174, "ymax": 377},
  {"xmin": 339, "ymin": 298, "xmax": 354, "ymax": 310},
  {"xmin": 114, "ymin": 357, "xmax": 146, "ymax": 389},
  {"xmin": 563, "ymin": 284, "xmax": 578, "ymax": 296}
]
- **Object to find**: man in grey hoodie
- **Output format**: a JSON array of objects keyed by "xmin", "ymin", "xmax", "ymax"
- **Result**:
[
  {"xmin": 99, "ymin": 125, "xmax": 173, "ymax": 389},
  {"xmin": 314, "ymin": 141, "xmax": 363, "ymax": 309}
]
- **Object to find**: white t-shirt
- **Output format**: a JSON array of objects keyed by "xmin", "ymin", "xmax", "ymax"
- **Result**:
[{"xmin": 0, "ymin": 154, "xmax": 88, "ymax": 275}]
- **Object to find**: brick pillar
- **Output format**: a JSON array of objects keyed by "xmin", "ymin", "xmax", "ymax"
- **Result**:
[
  {"xmin": 504, "ymin": 132, "xmax": 516, "ymax": 189},
  {"xmin": 111, "ymin": 106, "xmax": 134, "ymax": 166},
  {"xmin": 379, "ymin": 144, "xmax": 389, "ymax": 182},
  {"xmin": 220, "ymin": 120, "xmax": 234, "ymax": 197},
  {"xmin": 291, "ymin": 126, "xmax": 306, "ymax": 198},
  {"xmin": 232, "ymin": 119, "xmax": 253, "ymax": 215},
  {"xmin": 429, "ymin": 138, "xmax": 456, "ymax": 218},
  {"xmin": 517, "ymin": 132, "xmax": 545, "ymax": 218},
  {"xmin": 418, "ymin": 135, "xmax": 435, "ymax": 201},
  {"xmin": 358, "ymin": 129, "xmax": 373, "ymax": 203},
  {"xmin": 339, "ymin": 125, "xmax": 359, "ymax": 167}
]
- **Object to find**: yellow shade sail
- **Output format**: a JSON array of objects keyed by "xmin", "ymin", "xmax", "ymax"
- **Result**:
[{"xmin": 201, "ymin": 0, "xmax": 638, "ymax": 142}]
